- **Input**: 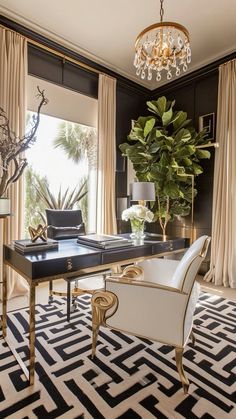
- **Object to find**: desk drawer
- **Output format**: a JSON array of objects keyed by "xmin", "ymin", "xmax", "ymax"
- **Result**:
[
  {"xmin": 101, "ymin": 245, "xmax": 152, "ymax": 265},
  {"xmin": 151, "ymin": 238, "xmax": 189, "ymax": 255},
  {"xmin": 32, "ymin": 253, "xmax": 101, "ymax": 279}
]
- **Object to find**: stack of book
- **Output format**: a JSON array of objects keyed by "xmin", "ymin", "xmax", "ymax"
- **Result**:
[
  {"xmin": 14, "ymin": 238, "xmax": 58, "ymax": 254},
  {"xmin": 77, "ymin": 234, "xmax": 133, "ymax": 249}
]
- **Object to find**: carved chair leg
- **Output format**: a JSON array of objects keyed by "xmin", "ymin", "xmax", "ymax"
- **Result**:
[
  {"xmin": 175, "ymin": 347, "xmax": 189, "ymax": 394},
  {"xmin": 91, "ymin": 291, "xmax": 118, "ymax": 358},
  {"xmin": 190, "ymin": 329, "xmax": 196, "ymax": 346},
  {"xmin": 92, "ymin": 323, "xmax": 100, "ymax": 359}
]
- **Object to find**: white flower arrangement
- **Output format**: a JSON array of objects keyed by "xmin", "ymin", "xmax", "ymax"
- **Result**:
[{"xmin": 122, "ymin": 205, "xmax": 154, "ymax": 223}]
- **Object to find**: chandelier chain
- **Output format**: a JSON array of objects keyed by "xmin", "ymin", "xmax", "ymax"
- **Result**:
[{"xmin": 160, "ymin": 0, "xmax": 164, "ymax": 22}]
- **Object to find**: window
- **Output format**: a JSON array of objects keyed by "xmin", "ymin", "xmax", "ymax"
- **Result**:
[{"xmin": 25, "ymin": 77, "xmax": 98, "ymax": 236}]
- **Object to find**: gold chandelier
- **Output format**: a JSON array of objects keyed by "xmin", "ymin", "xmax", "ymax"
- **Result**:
[{"xmin": 134, "ymin": 0, "xmax": 191, "ymax": 82}]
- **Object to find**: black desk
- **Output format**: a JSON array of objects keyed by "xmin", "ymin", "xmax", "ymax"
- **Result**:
[{"xmin": 2, "ymin": 236, "xmax": 188, "ymax": 385}]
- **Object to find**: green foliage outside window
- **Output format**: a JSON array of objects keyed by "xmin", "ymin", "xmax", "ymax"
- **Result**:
[{"xmin": 25, "ymin": 166, "xmax": 88, "ymax": 236}]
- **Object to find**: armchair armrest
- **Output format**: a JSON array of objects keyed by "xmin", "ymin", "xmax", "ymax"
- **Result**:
[
  {"xmin": 104, "ymin": 280, "xmax": 188, "ymax": 347},
  {"xmin": 105, "ymin": 276, "xmax": 183, "ymax": 294}
]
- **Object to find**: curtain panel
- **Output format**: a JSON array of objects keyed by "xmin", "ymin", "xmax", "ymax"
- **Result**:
[
  {"xmin": 0, "ymin": 27, "xmax": 28, "ymax": 298},
  {"xmin": 205, "ymin": 59, "xmax": 236, "ymax": 288},
  {"xmin": 96, "ymin": 74, "xmax": 117, "ymax": 235}
]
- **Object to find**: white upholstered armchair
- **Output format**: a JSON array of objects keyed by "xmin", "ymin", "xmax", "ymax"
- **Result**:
[{"xmin": 91, "ymin": 235, "xmax": 211, "ymax": 394}]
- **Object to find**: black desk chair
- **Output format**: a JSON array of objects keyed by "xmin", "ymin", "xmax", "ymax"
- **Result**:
[{"xmin": 46, "ymin": 209, "xmax": 107, "ymax": 321}]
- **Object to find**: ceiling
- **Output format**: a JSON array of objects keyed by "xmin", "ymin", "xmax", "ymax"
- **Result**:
[{"xmin": 0, "ymin": 0, "xmax": 235, "ymax": 90}]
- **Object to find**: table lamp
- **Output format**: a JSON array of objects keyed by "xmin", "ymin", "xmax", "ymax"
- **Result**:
[{"xmin": 130, "ymin": 182, "xmax": 155, "ymax": 206}]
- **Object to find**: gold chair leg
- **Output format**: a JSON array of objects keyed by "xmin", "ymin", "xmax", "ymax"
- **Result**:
[
  {"xmin": 91, "ymin": 291, "xmax": 118, "ymax": 358},
  {"xmin": 2, "ymin": 262, "xmax": 7, "ymax": 338},
  {"xmin": 29, "ymin": 283, "xmax": 36, "ymax": 385},
  {"xmin": 175, "ymin": 347, "xmax": 189, "ymax": 394},
  {"xmin": 92, "ymin": 323, "xmax": 99, "ymax": 359},
  {"xmin": 190, "ymin": 329, "xmax": 196, "ymax": 346}
]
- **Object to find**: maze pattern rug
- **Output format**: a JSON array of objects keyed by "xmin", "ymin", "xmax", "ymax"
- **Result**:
[{"xmin": 0, "ymin": 293, "xmax": 235, "ymax": 419}]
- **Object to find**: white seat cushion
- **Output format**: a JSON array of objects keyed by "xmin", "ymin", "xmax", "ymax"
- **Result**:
[{"xmin": 77, "ymin": 276, "xmax": 104, "ymax": 291}]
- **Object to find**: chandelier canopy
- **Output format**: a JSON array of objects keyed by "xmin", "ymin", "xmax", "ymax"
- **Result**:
[{"xmin": 134, "ymin": 0, "xmax": 191, "ymax": 82}]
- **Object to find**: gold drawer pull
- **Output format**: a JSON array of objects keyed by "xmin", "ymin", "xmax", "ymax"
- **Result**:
[{"xmin": 67, "ymin": 258, "xmax": 73, "ymax": 271}]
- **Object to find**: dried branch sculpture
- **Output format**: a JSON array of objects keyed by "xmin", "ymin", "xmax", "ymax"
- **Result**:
[{"xmin": 0, "ymin": 87, "xmax": 48, "ymax": 197}]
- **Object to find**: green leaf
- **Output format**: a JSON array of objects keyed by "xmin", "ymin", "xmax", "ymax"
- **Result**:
[
  {"xmin": 149, "ymin": 143, "xmax": 160, "ymax": 153},
  {"xmin": 156, "ymin": 130, "xmax": 164, "ymax": 138},
  {"xmin": 196, "ymin": 149, "xmax": 211, "ymax": 159},
  {"xmin": 182, "ymin": 157, "xmax": 193, "ymax": 166},
  {"xmin": 119, "ymin": 143, "xmax": 131, "ymax": 155},
  {"xmin": 156, "ymin": 96, "xmax": 167, "ymax": 116},
  {"xmin": 137, "ymin": 116, "xmax": 154, "ymax": 129},
  {"xmin": 174, "ymin": 145, "xmax": 195, "ymax": 158},
  {"xmin": 147, "ymin": 101, "xmax": 160, "ymax": 116},
  {"xmin": 174, "ymin": 128, "xmax": 191, "ymax": 143},
  {"xmin": 163, "ymin": 182, "xmax": 184, "ymax": 199},
  {"xmin": 144, "ymin": 118, "xmax": 156, "ymax": 137},
  {"xmin": 159, "ymin": 152, "xmax": 169, "ymax": 167},
  {"xmin": 173, "ymin": 111, "xmax": 188, "ymax": 131},
  {"xmin": 167, "ymin": 99, "xmax": 176, "ymax": 109},
  {"xmin": 162, "ymin": 108, "xmax": 173, "ymax": 126},
  {"xmin": 138, "ymin": 152, "xmax": 153, "ymax": 160},
  {"xmin": 192, "ymin": 163, "xmax": 203, "ymax": 175}
]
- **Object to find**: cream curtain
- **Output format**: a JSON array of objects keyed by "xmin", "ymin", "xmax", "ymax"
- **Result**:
[
  {"xmin": 205, "ymin": 59, "xmax": 236, "ymax": 288},
  {"xmin": 0, "ymin": 27, "xmax": 28, "ymax": 298},
  {"xmin": 96, "ymin": 74, "xmax": 117, "ymax": 235}
]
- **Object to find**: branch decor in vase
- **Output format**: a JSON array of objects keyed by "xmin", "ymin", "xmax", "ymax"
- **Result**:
[
  {"xmin": 122, "ymin": 204, "xmax": 154, "ymax": 241},
  {"xmin": 0, "ymin": 87, "xmax": 48, "ymax": 214}
]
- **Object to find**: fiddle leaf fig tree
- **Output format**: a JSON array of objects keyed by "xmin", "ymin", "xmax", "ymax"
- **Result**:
[{"xmin": 120, "ymin": 96, "xmax": 211, "ymax": 236}]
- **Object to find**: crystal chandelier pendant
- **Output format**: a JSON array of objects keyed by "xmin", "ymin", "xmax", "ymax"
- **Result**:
[{"xmin": 134, "ymin": 0, "xmax": 191, "ymax": 82}]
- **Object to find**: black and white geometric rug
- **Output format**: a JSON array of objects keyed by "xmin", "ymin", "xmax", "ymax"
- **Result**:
[{"xmin": 0, "ymin": 293, "xmax": 235, "ymax": 419}]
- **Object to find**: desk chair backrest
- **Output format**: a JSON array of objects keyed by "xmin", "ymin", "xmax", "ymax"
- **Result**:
[{"xmin": 46, "ymin": 209, "xmax": 85, "ymax": 240}]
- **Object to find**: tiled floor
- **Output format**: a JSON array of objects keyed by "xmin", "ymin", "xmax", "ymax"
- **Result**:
[{"xmin": 5, "ymin": 275, "xmax": 236, "ymax": 313}]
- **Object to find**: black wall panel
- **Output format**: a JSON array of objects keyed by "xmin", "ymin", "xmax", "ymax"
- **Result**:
[
  {"xmin": 150, "ymin": 70, "xmax": 220, "ymax": 240},
  {"xmin": 63, "ymin": 62, "xmax": 98, "ymax": 99},
  {"xmin": 28, "ymin": 45, "xmax": 63, "ymax": 85}
]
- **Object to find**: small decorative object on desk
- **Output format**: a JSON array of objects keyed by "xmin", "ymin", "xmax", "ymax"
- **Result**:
[
  {"xmin": 28, "ymin": 224, "xmax": 47, "ymax": 242},
  {"xmin": 122, "ymin": 205, "xmax": 154, "ymax": 242}
]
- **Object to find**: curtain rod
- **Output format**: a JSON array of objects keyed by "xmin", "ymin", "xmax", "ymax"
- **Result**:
[
  {"xmin": 0, "ymin": 23, "xmax": 116, "ymax": 79},
  {"xmin": 219, "ymin": 57, "xmax": 236, "ymax": 68}
]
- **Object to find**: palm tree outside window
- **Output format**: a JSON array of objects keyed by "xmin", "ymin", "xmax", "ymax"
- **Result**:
[{"xmin": 25, "ymin": 113, "xmax": 98, "ymax": 236}]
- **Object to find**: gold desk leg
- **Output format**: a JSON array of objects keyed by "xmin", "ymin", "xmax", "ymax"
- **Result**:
[
  {"xmin": 2, "ymin": 249, "xmax": 7, "ymax": 338},
  {"xmin": 29, "ymin": 282, "xmax": 36, "ymax": 385},
  {"xmin": 175, "ymin": 347, "xmax": 189, "ymax": 394}
]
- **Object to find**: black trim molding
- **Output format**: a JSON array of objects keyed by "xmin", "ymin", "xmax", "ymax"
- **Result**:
[
  {"xmin": 0, "ymin": 14, "xmax": 149, "ymax": 96},
  {"xmin": 151, "ymin": 52, "xmax": 236, "ymax": 97}
]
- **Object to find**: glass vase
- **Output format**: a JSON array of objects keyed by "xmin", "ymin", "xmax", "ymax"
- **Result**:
[{"xmin": 130, "ymin": 218, "xmax": 145, "ymax": 242}]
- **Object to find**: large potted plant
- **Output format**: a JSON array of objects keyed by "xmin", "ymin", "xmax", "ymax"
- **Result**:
[
  {"xmin": 120, "ymin": 96, "xmax": 211, "ymax": 237},
  {"xmin": 0, "ymin": 88, "xmax": 48, "ymax": 214}
]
